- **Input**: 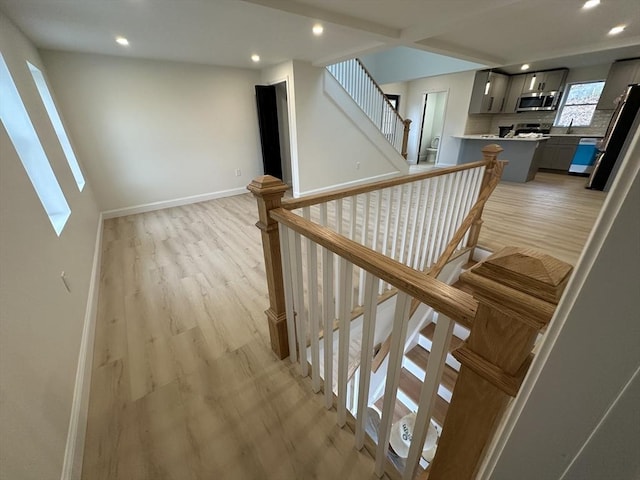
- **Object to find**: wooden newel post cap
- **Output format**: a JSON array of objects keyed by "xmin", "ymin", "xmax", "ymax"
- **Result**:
[
  {"xmin": 247, "ymin": 175, "xmax": 288, "ymax": 197},
  {"xmin": 461, "ymin": 247, "xmax": 573, "ymax": 329}
]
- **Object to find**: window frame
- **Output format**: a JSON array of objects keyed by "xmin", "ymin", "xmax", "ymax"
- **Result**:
[{"xmin": 554, "ymin": 80, "xmax": 605, "ymax": 127}]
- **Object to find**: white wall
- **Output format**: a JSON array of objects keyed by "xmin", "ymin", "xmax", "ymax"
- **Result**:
[
  {"xmin": 485, "ymin": 125, "xmax": 640, "ymax": 479},
  {"xmin": 404, "ymin": 71, "xmax": 476, "ymax": 165},
  {"xmin": 0, "ymin": 13, "xmax": 101, "ymax": 480},
  {"xmin": 360, "ymin": 46, "xmax": 485, "ymax": 85},
  {"xmin": 263, "ymin": 60, "xmax": 407, "ymax": 196},
  {"xmin": 380, "ymin": 81, "xmax": 409, "ymax": 118},
  {"xmin": 40, "ymin": 50, "xmax": 264, "ymax": 213}
]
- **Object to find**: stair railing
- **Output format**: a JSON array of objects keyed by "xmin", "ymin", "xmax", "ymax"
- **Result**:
[
  {"xmin": 249, "ymin": 145, "xmax": 572, "ymax": 479},
  {"xmin": 327, "ymin": 58, "xmax": 412, "ymax": 158}
]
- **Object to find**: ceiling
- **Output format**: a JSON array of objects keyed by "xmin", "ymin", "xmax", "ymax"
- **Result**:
[{"xmin": 0, "ymin": 0, "xmax": 639, "ymax": 75}]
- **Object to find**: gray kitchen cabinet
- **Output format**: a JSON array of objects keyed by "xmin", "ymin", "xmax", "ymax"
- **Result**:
[
  {"xmin": 597, "ymin": 58, "xmax": 640, "ymax": 110},
  {"xmin": 503, "ymin": 74, "xmax": 526, "ymax": 113},
  {"xmin": 537, "ymin": 136, "xmax": 580, "ymax": 171},
  {"xmin": 521, "ymin": 69, "xmax": 568, "ymax": 93},
  {"xmin": 469, "ymin": 70, "xmax": 509, "ymax": 114}
]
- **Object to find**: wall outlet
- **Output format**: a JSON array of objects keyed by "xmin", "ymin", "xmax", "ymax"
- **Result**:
[
  {"xmin": 235, "ymin": 168, "xmax": 241, "ymax": 177},
  {"xmin": 356, "ymin": 162, "xmax": 360, "ymax": 170}
]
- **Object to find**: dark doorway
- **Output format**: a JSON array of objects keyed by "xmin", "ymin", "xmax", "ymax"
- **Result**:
[{"xmin": 255, "ymin": 85, "xmax": 282, "ymax": 179}]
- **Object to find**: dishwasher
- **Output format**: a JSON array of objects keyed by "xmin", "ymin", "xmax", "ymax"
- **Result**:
[{"xmin": 569, "ymin": 137, "xmax": 599, "ymax": 175}]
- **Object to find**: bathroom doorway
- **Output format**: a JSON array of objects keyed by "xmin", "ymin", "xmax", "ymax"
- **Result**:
[{"xmin": 417, "ymin": 90, "xmax": 447, "ymax": 165}]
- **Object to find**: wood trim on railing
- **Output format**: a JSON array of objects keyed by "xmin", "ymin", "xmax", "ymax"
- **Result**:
[
  {"xmin": 427, "ymin": 248, "xmax": 572, "ymax": 480},
  {"xmin": 270, "ymin": 208, "xmax": 478, "ymax": 325},
  {"xmin": 282, "ymin": 160, "xmax": 489, "ymax": 210}
]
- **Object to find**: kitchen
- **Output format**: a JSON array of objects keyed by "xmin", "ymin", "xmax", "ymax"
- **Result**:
[{"xmin": 456, "ymin": 57, "xmax": 640, "ymax": 189}]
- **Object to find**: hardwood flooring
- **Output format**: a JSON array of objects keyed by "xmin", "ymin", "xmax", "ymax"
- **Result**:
[
  {"xmin": 83, "ymin": 196, "xmax": 382, "ymax": 480},
  {"xmin": 83, "ymin": 171, "xmax": 605, "ymax": 479},
  {"xmin": 478, "ymin": 171, "xmax": 606, "ymax": 265}
]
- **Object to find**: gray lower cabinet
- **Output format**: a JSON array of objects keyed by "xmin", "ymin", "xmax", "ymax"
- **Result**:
[{"xmin": 537, "ymin": 136, "xmax": 580, "ymax": 171}]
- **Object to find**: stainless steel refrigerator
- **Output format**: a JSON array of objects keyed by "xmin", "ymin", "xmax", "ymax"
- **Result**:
[{"xmin": 587, "ymin": 83, "xmax": 640, "ymax": 191}]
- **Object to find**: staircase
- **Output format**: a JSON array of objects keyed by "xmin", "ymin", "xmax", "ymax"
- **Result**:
[
  {"xmin": 326, "ymin": 58, "xmax": 411, "ymax": 158},
  {"xmin": 249, "ymin": 146, "xmax": 573, "ymax": 479},
  {"xmin": 375, "ymin": 317, "xmax": 469, "ymax": 429}
]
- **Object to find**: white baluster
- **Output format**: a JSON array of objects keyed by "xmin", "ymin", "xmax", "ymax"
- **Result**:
[
  {"xmin": 292, "ymin": 230, "xmax": 308, "ymax": 377},
  {"xmin": 337, "ymin": 258, "xmax": 354, "ymax": 427},
  {"xmin": 440, "ymin": 172, "xmax": 463, "ymax": 254},
  {"xmin": 375, "ymin": 291, "xmax": 411, "ymax": 476},
  {"xmin": 423, "ymin": 176, "xmax": 444, "ymax": 270},
  {"xmin": 380, "ymin": 187, "xmax": 393, "ymax": 293},
  {"xmin": 398, "ymin": 183, "xmax": 413, "ymax": 265},
  {"xmin": 390, "ymin": 185, "xmax": 403, "ymax": 261},
  {"xmin": 322, "ymin": 247, "xmax": 334, "ymax": 409},
  {"xmin": 355, "ymin": 272, "xmax": 378, "ymax": 450},
  {"xmin": 403, "ymin": 315, "xmax": 455, "ymax": 480},
  {"xmin": 279, "ymin": 224, "xmax": 297, "ymax": 363},
  {"xmin": 305, "ymin": 222, "xmax": 321, "ymax": 393},
  {"xmin": 426, "ymin": 175, "xmax": 450, "ymax": 268},
  {"xmin": 413, "ymin": 178, "xmax": 431, "ymax": 270},
  {"xmin": 358, "ymin": 193, "xmax": 370, "ymax": 306}
]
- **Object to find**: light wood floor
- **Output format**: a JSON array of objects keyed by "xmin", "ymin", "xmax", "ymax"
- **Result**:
[
  {"xmin": 82, "ymin": 172, "xmax": 605, "ymax": 479},
  {"xmin": 479, "ymin": 172, "xmax": 606, "ymax": 265},
  {"xmin": 83, "ymin": 196, "xmax": 382, "ymax": 480}
]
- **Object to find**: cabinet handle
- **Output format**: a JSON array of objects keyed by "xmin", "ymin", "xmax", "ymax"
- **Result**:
[{"xmin": 488, "ymin": 96, "xmax": 494, "ymax": 111}]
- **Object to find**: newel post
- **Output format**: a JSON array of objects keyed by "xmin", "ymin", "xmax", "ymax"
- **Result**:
[
  {"xmin": 465, "ymin": 144, "xmax": 504, "ymax": 252},
  {"xmin": 401, "ymin": 118, "xmax": 412, "ymax": 159},
  {"xmin": 428, "ymin": 247, "xmax": 572, "ymax": 480},
  {"xmin": 247, "ymin": 175, "xmax": 290, "ymax": 359}
]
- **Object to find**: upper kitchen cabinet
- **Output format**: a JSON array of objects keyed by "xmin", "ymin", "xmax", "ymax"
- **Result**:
[
  {"xmin": 521, "ymin": 68, "xmax": 569, "ymax": 93},
  {"xmin": 469, "ymin": 70, "xmax": 509, "ymax": 114},
  {"xmin": 597, "ymin": 58, "xmax": 640, "ymax": 110},
  {"xmin": 503, "ymin": 74, "xmax": 526, "ymax": 113}
]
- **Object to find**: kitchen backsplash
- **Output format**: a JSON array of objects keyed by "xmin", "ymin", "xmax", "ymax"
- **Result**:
[
  {"xmin": 465, "ymin": 109, "xmax": 613, "ymax": 136},
  {"xmin": 464, "ymin": 115, "xmax": 493, "ymax": 134},
  {"xmin": 494, "ymin": 110, "xmax": 613, "ymax": 136}
]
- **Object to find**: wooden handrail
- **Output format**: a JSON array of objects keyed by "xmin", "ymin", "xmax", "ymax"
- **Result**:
[
  {"xmin": 270, "ymin": 208, "xmax": 478, "ymax": 325},
  {"xmin": 282, "ymin": 160, "xmax": 488, "ymax": 210}
]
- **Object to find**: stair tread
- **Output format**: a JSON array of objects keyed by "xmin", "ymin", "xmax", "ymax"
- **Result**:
[
  {"xmin": 452, "ymin": 279, "xmax": 476, "ymax": 297},
  {"xmin": 374, "ymin": 395, "xmax": 411, "ymax": 425},
  {"xmin": 405, "ymin": 345, "xmax": 458, "ymax": 393},
  {"xmin": 419, "ymin": 322, "xmax": 464, "ymax": 352},
  {"xmin": 398, "ymin": 368, "xmax": 449, "ymax": 427}
]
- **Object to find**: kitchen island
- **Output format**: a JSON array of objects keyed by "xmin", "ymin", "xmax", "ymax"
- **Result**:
[{"xmin": 454, "ymin": 135, "xmax": 549, "ymax": 182}]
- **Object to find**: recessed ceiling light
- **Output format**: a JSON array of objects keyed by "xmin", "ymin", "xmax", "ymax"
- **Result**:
[
  {"xmin": 312, "ymin": 24, "xmax": 324, "ymax": 36},
  {"xmin": 608, "ymin": 25, "xmax": 626, "ymax": 35},
  {"xmin": 521, "ymin": 64, "xmax": 530, "ymax": 71},
  {"xmin": 115, "ymin": 36, "xmax": 129, "ymax": 46},
  {"xmin": 582, "ymin": 0, "xmax": 600, "ymax": 9},
  {"xmin": 251, "ymin": 54, "xmax": 260, "ymax": 62}
]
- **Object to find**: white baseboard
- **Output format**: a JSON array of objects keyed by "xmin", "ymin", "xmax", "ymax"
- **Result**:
[
  {"xmin": 298, "ymin": 171, "xmax": 401, "ymax": 197},
  {"xmin": 102, "ymin": 187, "xmax": 247, "ymax": 218},
  {"xmin": 61, "ymin": 214, "xmax": 103, "ymax": 480}
]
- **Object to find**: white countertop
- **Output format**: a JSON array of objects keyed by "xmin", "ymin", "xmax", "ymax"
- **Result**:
[{"xmin": 454, "ymin": 134, "xmax": 550, "ymax": 142}]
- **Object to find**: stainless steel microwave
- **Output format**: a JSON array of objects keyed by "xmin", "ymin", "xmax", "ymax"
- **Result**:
[{"xmin": 516, "ymin": 91, "xmax": 562, "ymax": 112}]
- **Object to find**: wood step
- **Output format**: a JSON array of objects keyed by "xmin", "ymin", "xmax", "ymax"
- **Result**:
[
  {"xmin": 452, "ymin": 279, "xmax": 476, "ymax": 297},
  {"xmin": 398, "ymin": 368, "xmax": 449, "ymax": 428},
  {"xmin": 405, "ymin": 344, "xmax": 458, "ymax": 393},
  {"xmin": 374, "ymin": 394, "xmax": 411, "ymax": 425},
  {"xmin": 419, "ymin": 322, "xmax": 464, "ymax": 352}
]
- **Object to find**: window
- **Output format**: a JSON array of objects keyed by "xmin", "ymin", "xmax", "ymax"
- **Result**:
[
  {"xmin": 555, "ymin": 81, "xmax": 605, "ymax": 127},
  {"xmin": 28, "ymin": 62, "xmax": 85, "ymax": 191},
  {"xmin": 0, "ymin": 53, "xmax": 71, "ymax": 236}
]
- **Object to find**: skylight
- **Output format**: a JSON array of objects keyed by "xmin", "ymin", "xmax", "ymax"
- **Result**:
[
  {"xmin": 28, "ymin": 61, "xmax": 85, "ymax": 191},
  {"xmin": 0, "ymin": 53, "xmax": 71, "ymax": 235}
]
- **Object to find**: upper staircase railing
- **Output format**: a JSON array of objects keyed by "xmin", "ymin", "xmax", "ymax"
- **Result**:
[
  {"xmin": 327, "ymin": 58, "xmax": 412, "ymax": 158},
  {"xmin": 248, "ymin": 146, "xmax": 573, "ymax": 479}
]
